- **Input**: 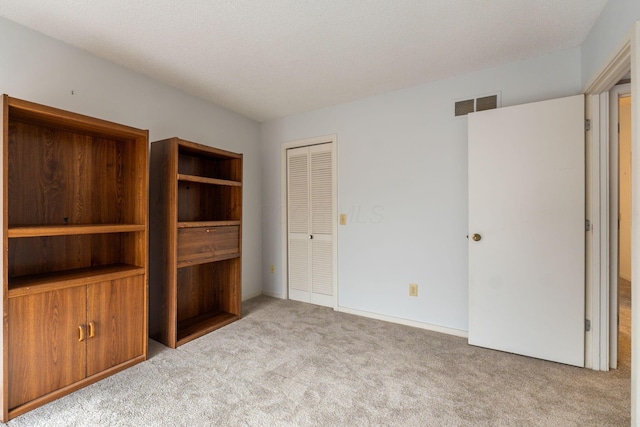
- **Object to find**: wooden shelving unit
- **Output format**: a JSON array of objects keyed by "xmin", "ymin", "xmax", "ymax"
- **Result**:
[
  {"xmin": 1, "ymin": 95, "xmax": 148, "ymax": 421},
  {"xmin": 8, "ymin": 223, "xmax": 145, "ymax": 237},
  {"xmin": 149, "ymin": 137, "xmax": 242, "ymax": 348}
]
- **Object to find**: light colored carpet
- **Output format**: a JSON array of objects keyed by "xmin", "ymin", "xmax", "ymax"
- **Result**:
[{"xmin": 5, "ymin": 296, "xmax": 631, "ymax": 426}]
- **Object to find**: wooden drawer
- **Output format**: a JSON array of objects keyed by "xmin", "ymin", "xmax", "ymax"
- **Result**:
[{"xmin": 177, "ymin": 226, "xmax": 240, "ymax": 266}]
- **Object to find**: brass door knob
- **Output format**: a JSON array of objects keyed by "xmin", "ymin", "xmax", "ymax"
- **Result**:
[{"xmin": 472, "ymin": 233, "xmax": 482, "ymax": 241}]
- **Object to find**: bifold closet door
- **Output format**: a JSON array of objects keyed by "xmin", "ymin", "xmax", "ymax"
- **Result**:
[{"xmin": 287, "ymin": 143, "xmax": 335, "ymax": 307}]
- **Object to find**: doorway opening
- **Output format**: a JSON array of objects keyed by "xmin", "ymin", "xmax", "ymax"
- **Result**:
[{"xmin": 585, "ymin": 20, "xmax": 638, "ymax": 422}]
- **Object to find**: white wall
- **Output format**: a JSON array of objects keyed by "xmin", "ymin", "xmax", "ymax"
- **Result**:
[
  {"xmin": 581, "ymin": 0, "xmax": 640, "ymax": 88},
  {"xmin": 0, "ymin": 17, "xmax": 263, "ymax": 299},
  {"xmin": 261, "ymin": 48, "xmax": 582, "ymax": 331}
]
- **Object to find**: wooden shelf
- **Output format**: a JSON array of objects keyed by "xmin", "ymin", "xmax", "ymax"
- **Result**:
[
  {"xmin": 8, "ymin": 97, "xmax": 148, "ymax": 142},
  {"xmin": 8, "ymin": 264, "xmax": 145, "ymax": 298},
  {"xmin": 150, "ymin": 137, "xmax": 242, "ymax": 349},
  {"xmin": 177, "ymin": 173, "xmax": 241, "ymax": 187},
  {"xmin": 177, "ymin": 220, "xmax": 241, "ymax": 229},
  {"xmin": 8, "ymin": 224, "xmax": 145, "ymax": 238},
  {"xmin": 2, "ymin": 95, "xmax": 148, "ymax": 421},
  {"xmin": 178, "ymin": 139, "xmax": 243, "ymax": 159},
  {"xmin": 176, "ymin": 252, "xmax": 240, "ymax": 269},
  {"xmin": 176, "ymin": 311, "xmax": 240, "ymax": 346}
]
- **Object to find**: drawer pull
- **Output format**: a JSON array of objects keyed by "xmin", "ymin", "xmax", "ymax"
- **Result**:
[
  {"xmin": 206, "ymin": 229, "xmax": 216, "ymax": 233},
  {"xmin": 78, "ymin": 325, "xmax": 86, "ymax": 342},
  {"xmin": 88, "ymin": 321, "xmax": 96, "ymax": 338}
]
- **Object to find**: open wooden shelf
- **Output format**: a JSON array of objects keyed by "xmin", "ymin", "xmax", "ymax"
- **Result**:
[
  {"xmin": 1, "ymin": 94, "xmax": 148, "ymax": 421},
  {"xmin": 177, "ymin": 220, "xmax": 241, "ymax": 229},
  {"xmin": 176, "ymin": 311, "xmax": 240, "ymax": 346},
  {"xmin": 177, "ymin": 173, "xmax": 241, "ymax": 187},
  {"xmin": 150, "ymin": 137, "xmax": 242, "ymax": 349},
  {"xmin": 8, "ymin": 264, "xmax": 145, "ymax": 298},
  {"xmin": 176, "ymin": 252, "xmax": 240, "ymax": 268},
  {"xmin": 177, "ymin": 181, "xmax": 241, "ymax": 222},
  {"xmin": 8, "ymin": 224, "xmax": 145, "ymax": 238}
]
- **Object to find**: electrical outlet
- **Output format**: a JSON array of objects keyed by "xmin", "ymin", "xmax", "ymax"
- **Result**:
[
  {"xmin": 339, "ymin": 214, "xmax": 347, "ymax": 225},
  {"xmin": 270, "ymin": 264, "xmax": 275, "ymax": 274},
  {"xmin": 409, "ymin": 283, "xmax": 418, "ymax": 297}
]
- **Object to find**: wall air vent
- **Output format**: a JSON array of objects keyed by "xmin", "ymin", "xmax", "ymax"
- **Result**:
[
  {"xmin": 476, "ymin": 95, "xmax": 498, "ymax": 112},
  {"xmin": 454, "ymin": 92, "xmax": 501, "ymax": 117},
  {"xmin": 454, "ymin": 99, "xmax": 475, "ymax": 117}
]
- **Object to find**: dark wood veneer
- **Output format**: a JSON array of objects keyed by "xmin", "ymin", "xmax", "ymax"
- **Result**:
[
  {"xmin": 1, "ymin": 95, "xmax": 148, "ymax": 421},
  {"xmin": 149, "ymin": 137, "xmax": 242, "ymax": 348}
]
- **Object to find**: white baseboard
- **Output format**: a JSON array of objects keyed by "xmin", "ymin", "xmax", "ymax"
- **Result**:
[
  {"xmin": 261, "ymin": 289, "xmax": 285, "ymax": 299},
  {"xmin": 242, "ymin": 291, "xmax": 263, "ymax": 301},
  {"xmin": 337, "ymin": 306, "xmax": 468, "ymax": 338}
]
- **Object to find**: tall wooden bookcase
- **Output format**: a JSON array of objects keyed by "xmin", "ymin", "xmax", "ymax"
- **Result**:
[
  {"xmin": 149, "ymin": 137, "xmax": 242, "ymax": 349},
  {"xmin": 1, "ymin": 95, "xmax": 148, "ymax": 421}
]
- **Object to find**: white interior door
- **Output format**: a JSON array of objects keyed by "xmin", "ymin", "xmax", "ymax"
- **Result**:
[
  {"xmin": 287, "ymin": 143, "xmax": 335, "ymax": 307},
  {"xmin": 468, "ymin": 95, "xmax": 585, "ymax": 367}
]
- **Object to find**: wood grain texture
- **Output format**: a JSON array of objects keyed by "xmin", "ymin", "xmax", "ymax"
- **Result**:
[
  {"xmin": 90, "ymin": 138, "xmax": 124, "ymax": 224},
  {"xmin": 148, "ymin": 138, "xmax": 178, "ymax": 347},
  {"xmin": 2, "ymin": 95, "xmax": 148, "ymax": 421},
  {"xmin": 177, "ymin": 182, "xmax": 241, "ymax": 222},
  {"xmin": 177, "ymin": 173, "xmax": 241, "ymax": 187},
  {"xmin": 8, "ymin": 265, "xmax": 144, "ymax": 298},
  {"xmin": 177, "ymin": 139, "xmax": 242, "ymax": 181},
  {"xmin": 8, "ymin": 233, "xmax": 132, "ymax": 278},
  {"xmin": 8, "ymin": 287, "xmax": 87, "ymax": 409},
  {"xmin": 176, "ymin": 311, "xmax": 239, "ymax": 346},
  {"xmin": 223, "ymin": 258, "xmax": 242, "ymax": 316},
  {"xmin": 8, "ymin": 224, "xmax": 144, "ymax": 238},
  {"xmin": 87, "ymin": 277, "xmax": 145, "ymax": 376},
  {"xmin": 9, "ymin": 235, "xmax": 90, "ymax": 278},
  {"xmin": 177, "ymin": 226, "xmax": 239, "ymax": 266},
  {"xmin": 2, "ymin": 95, "xmax": 9, "ymax": 421},
  {"xmin": 176, "ymin": 263, "xmax": 219, "ymax": 323},
  {"xmin": 176, "ymin": 258, "xmax": 241, "ymax": 333},
  {"xmin": 7, "ymin": 97, "xmax": 147, "ymax": 141},
  {"xmin": 7, "ymin": 355, "xmax": 145, "ymax": 421},
  {"xmin": 8, "ymin": 121, "xmax": 92, "ymax": 226},
  {"xmin": 6, "ymin": 125, "xmax": 146, "ymax": 227},
  {"xmin": 149, "ymin": 137, "xmax": 241, "ymax": 348},
  {"xmin": 177, "ymin": 220, "xmax": 240, "ymax": 228}
]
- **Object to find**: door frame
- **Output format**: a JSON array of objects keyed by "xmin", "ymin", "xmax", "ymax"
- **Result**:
[
  {"xmin": 584, "ymin": 19, "xmax": 638, "ymax": 423},
  {"xmin": 608, "ymin": 83, "xmax": 631, "ymax": 370},
  {"xmin": 280, "ymin": 134, "xmax": 338, "ymax": 309}
]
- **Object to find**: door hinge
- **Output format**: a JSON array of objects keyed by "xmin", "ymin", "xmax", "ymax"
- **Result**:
[
  {"xmin": 585, "ymin": 219, "xmax": 591, "ymax": 232},
  {"xmin": 585, "ymin": 319, "xmax": 591, "ymax": 332},
  {"xmin": 585, "ymin": 119, "xmax": 591, "ymax": 132}
]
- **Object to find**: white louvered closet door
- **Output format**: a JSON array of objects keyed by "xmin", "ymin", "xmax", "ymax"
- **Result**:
[{"xmin": 287, "ymin": 143, "xmax": 335, "ymax": 308}]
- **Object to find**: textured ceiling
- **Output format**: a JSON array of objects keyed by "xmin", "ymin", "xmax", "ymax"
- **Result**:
[{"xmin": 0, "ymin": 1, "xmax": 608, "ymax": 122}]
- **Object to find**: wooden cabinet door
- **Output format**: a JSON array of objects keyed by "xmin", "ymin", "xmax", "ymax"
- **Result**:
[
  {"xmin": 86, "ymin": 276, "xmax": 145, "ymax": 376},
  {"xmin": 8, "ymin": 287, "xmax": 87, "ymax": 409}
]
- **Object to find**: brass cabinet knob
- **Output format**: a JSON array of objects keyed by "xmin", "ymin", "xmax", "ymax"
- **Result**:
[{"xmin": 472, "ymin": 233, "xmax": 482, "ymax": 241}]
